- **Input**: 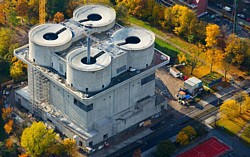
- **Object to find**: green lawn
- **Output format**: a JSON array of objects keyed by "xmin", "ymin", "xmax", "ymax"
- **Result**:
[{"xmin": 155, "ymin": 38, "xmax": 180, "ymax": 63}]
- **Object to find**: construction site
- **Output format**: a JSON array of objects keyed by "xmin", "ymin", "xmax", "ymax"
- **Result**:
[{"xmin": 14, "ymin": 4, "xmax": 170, "ymax": 152}]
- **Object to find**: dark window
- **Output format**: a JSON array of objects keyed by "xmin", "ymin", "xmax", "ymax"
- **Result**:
[
  {"xmin": 141, "ymin": 74, "xmax": 155, "ymax": 85},
  {"xmin": 74, "ymin": 98, "xmax": 77, "ymax": 105},
  {"xmin": 89, "ymin": 141, "xmax": 93, "ymax": 147},
  {"xmin": 79, "ymin": 141, "xmax": 83, "ymax": 147},
  {"xmin": 102, "ymin": 85, "xmax": 104, "ymax": 89},
  {"xmin": 73, "ymin": 98, "xmax": 93, "ymax": 112},
  {"xmin": 71, "ymin": 84, "xmax": 73, "ymax": 87},
  {"xmin": 146, "ymin": 64, "xmax": 148, "ymax": 67},
  {"xmin": 103, "ymin": 134, "xmax": 108, "ymax": 139},
  {"xmin": 33, "ymin": 59, "xmax": 35, "ymax": 62},
  {"xmin": 86, "ymin": 88, "xmax": 88, "ymax": 93},
  {"xmin": 51, "ymin": 63, "xmax": 53, "ymax": 67},
  {"xmin": 116, "ymin": 65, "xmax": 126, "ymax": 74}
]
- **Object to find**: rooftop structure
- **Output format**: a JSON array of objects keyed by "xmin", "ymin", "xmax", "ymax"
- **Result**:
[{"xmin": 14, "ymin": 4, "xmax": 170, "ymax": 152}]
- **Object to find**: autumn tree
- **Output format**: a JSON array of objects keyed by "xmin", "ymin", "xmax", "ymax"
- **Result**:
[
  {"xmin": 5, "ymin": 138, "xmax": 13, "ymax": 150},
  {"xmin": 133, "ymin": 149, "xmax": 142, "ymax": 157},
  {"xmin": 220, "ymin": 100, "xmax": 240, "ymax": 119},
  {"xmin": 53, "ymin": 12, "xmax": 64, "ymax": 23},
  {"xmin": 2, "ymin": 107, "xmax": 13, "ymax": 121},
  {"xmin": 182, "ymin": 125, "xmax": 197, "ymax": 140},
  {"xmin": 0, "ymin": 28, "xmax": 13, "ymax": 58},
  {"xmin": 10, "ymin": 56, "xmax": 27, "ymax": 80},
  {"xmin": 177, "ymin": 52, "xmax": 187, "ymax": 64},
  {"xmin": 187, "ymin": 44, "xmax": 205, "ymax": 75},
  {"xmin": 220, "ymin": 61, "xmax": 231, "ymax": 81},
  {"xmin": 176, "ymin": 131, "xmax": 189, "ymax": 145},
  {"xmin": 62, "ymin": 138, "xmax": 77, "ymax": 156},
  {"xmin": 21, "ymin": 122, "xmax": 56, "ymax": 157},
  {"xmin": 4, "ymin": 119, "xmax": 14, "ymax": 134},
  {"xmin": 225, "ymin": 34, "xmax": 250, "ymax": 66},
  {"xmin": 205, "ymin": 24, "xmax": 221, "ymax": 72},
  {"xmin": 18, "ymin": 154, "xmax": 29, "ymax": 157},
  {"xmin": 156, "ymin": 140, "xmax": 176, "ymax": 157},
  {"xmin": 115, "ymin": 1, "xmax": 128, "ymax": 23}
]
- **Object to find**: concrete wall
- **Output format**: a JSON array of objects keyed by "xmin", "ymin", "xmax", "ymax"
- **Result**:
[
  {"xmin": 111, "ymin": 53, "xmax": 128, "ymax": 77},
  {"xmin": 51, "ymin": 53, "xmax": 66, "ymax": 76},
  {"xmin": 128, "ymin": 44, "xmax": 154, "ymax": 70}
]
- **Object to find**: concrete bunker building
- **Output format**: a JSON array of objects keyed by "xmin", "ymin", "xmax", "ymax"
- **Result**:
[{"xmin": 14, "ymin": 5, "xmax": 170, "ymax": 149}]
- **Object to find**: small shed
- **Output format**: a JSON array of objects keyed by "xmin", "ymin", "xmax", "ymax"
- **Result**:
[
  {"xmin": 201, "ymin": 72, "xmax": 223, "ymax": 88},
  {"xmin": 184, "ymin": 77, "xmax": 203, "ymax": 95}
]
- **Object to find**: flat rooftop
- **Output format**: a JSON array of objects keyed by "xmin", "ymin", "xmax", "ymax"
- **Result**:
[{"xmin": 15, "ymin": 43, "xmax": 170, "ymax": 99}]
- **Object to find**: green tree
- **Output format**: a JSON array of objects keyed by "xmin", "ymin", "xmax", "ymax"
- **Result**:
[
  {"xmin": 21, "ymin": 122, "xmax": 56, "ymax": 157},
  {"xmin": 156, "ymin": 140, "xmax": 176, "ymax": 157},
  {"xmin": 115, "ymin": 1, "xmax": 128, "ymax": 23}
]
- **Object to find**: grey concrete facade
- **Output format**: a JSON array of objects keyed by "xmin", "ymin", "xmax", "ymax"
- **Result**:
[{"xmin": 14, "ymin": 4, "xmax": 170, "ymax": 150}]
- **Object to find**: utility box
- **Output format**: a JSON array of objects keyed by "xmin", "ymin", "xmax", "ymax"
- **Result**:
[
  {"xmin": 170, "ymin": 67, "xmax": 182, "ymax": 78},
  {"xmin": 184, "ymin": 77, "xmax": 203, "ymax": 95}
]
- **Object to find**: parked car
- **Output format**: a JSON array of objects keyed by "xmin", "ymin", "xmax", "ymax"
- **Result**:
[
  {"xmin": 223, "ymin": 6, "xmax": 231, "ymax": 12},
  {"xmin": 237, "ymin": 14, "xmax": 245, "ymax": 19}
]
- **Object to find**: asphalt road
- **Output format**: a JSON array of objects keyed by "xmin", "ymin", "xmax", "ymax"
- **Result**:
[{"xmin": 105, "ymin": 84, "xmax": 250, "ymax": 157}]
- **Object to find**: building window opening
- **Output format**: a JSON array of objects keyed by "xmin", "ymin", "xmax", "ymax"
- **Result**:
[
  {"xmin": 33, "ymin": 59, "xmax": 35, "ymax": 62},
  {"xmin": 51, "ymin": 63, "xmax": 53, "ymax": 67},
  {"xmin": 89, "ymin": 141, "xmax": 93, "ymax": 147},
  {"xmin": 74, "ymin": 98, "xmax": 77, "ymax": 105},
  {"xmin": 79, "ymin": 141, "xmax": 83, "ymax": 147},
  {"xmin": 103, "ymin": 134, "xmax": 108, "ymax": 140},
  {"xmin": 146, "ymin": 64, "xmax": 148, "ymax": 67},
  {"xmin": 86, "ymin": 88, "xmax": 88, "ymax": 93},
  {"xmin": 102, "ymin": 85, "xmax": 104, "ymax": 89}
]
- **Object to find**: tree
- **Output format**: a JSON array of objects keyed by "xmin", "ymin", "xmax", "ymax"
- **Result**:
[
  {"xmin": 5, "ymin": 138, "xmax": 13, "ymax": 150},
  {"xmin": 2, "ymin": 107, "xmax": 13, "ymax": 121},
  {"xmin": 156, "ymin": 140, "xmax": 176, "ymax": 157},
  {"xmin": 21, "ymin": 121, "xmax": 56, "ymax": 157},
  {"xmin": 206, "ymin": 48, "xmax": 224, "ymax": 72},
  {"xmin": 177, "ymin": 52, "xmax": 187, "ymax": 64},
  {"xmin": 53, "ymin": 12, "xmax": 64, "ymax": 23},
  {"xmin": 220, "ymin": 60, "xmax": 231, "ymax": 81},
  {"xmin": 4, "ymin": 119, "xmax": 14, "ymax": 134},
  {"xmin": 205, "ymin": 24, "xmax": 221, "ymax": 72},
  {"xmin": 62, "ymin": 138, "xmax": 77, "ymax": 156},
  {"xmin": 225, "ymin": 34, "xmax": 249, "ymax": 66},
  {"xmin": 188, "ymin": 43, "xmax": 205, "ymax": 75},
  {"xmin": 115, "ymin": 1, "xmax": 128, "ymax": 23},
  {"xmin": 18, "ymin": 154, "xmax": 28, "ymax": 157},
  {"xmin": 10, "ymin": 56, "xmax": 27, "ymax": 80},
  {"xmin": 220, "ymin": 100, "xmax": 240, "ymax": 119},
  {"xmin": 205, "ymin": 24, "xmax": 220, "ymax": 48},
  {"xmin": 176, "ymin": 131, "xmax": 189, "ymax": 145},
  {"xmin": 16, "ymin": 0, "xmax": 29, "ymax": 17},
  {"xmin": 0, "ymin": 27, "xmax": 13, "ymax": 58},
  {"xmin": 182, "ymin": 125, "xmax": 197, "ymax": 140}
]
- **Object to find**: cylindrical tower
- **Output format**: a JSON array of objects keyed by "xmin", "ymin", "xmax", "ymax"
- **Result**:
[
  {"xmin": 66, "ymin": 47, "xmax": 112, "ymax": 92},
  {"xmin": 111, "ymin": 28, "xmax": 155, "ymax": 70},
  {"xmin": 29, "ymin": 24, "xmax": 72, "ymax": 67},
  {"xmin": 73, "ymin": 5, "xmax": 116, "ymax": 33}
]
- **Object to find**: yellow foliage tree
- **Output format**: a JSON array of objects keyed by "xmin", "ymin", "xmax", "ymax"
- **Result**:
[
  {"xmin": 53, "ymin": 12, "xmax": 64, "ymax": 23},
  {"xmin": 63, "ymin": 138, "xmax": 77, "ymax": 156},
  {"xmin": 177, "ymin": 52, "xmax": 187, "ymax": 64},
  {"xmin": 206, "ymin": 48, "xmax": 224, "ymax": 72},
  {"xmin": 4, "ymin": 119, "xmax": 14, "ymax": 134},
  {"xmin": 220, "ymin": 100, "xmax": 240, "ymax": 119},
  {"xmin": 21, "ymin": 121, "xmax": 56, "ymax": 157},
  {"xmin": 205, "ymin": 24, "xmax": 220, "ymax": 47},
  {"xmin": 182, "ymin": 125, "xmax": 197, "ymax": 140},
  {"xmin": 10, "ymin": 56, "xmax": 27, "ymax": 80},
  {"xmin": 224, "ymin": 34, "xmax": 249, "ymax": 66},
  {"xmin": 2, "ymin": 107, "xmax": 13, "ymax": 121},
  {"xmin": 176, "ymin": 131, "xmax": 189, "ymax": 145}
]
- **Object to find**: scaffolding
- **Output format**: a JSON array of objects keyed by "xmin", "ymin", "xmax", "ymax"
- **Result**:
[{"xmin": 28, "ymin": 65, "xmax": 49, "ymax": 116}]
